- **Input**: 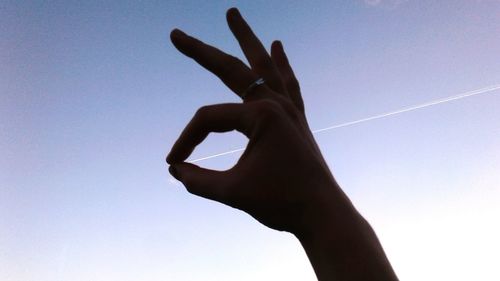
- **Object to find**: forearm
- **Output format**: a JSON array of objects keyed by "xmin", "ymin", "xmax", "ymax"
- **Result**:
[{"xmin": 294, "ymin": 181, "xmax": 399, "ymax": 281}]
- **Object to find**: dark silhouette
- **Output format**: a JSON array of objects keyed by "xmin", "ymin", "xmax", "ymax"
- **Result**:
[{"xmin": 167, "ymin": 7, "xmax": 399, "ymax": 281}]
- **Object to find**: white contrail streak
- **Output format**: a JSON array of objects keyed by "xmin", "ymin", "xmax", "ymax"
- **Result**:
[
  {"xmin": 190, "ymin": 84, "xmax": 500, "ymax": 163},
  {"xmin": 312, "ymin": 84, "xmax": 500, "ymax": 133},
  {"xmin": 190, "ymin": 147, "xmax": 246, "ymax": 163}
]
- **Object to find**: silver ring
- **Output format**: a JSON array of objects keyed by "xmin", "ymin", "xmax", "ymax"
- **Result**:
[{"xmin": 241, "ymin": 77, "xmax": 265, "ymax": 99}]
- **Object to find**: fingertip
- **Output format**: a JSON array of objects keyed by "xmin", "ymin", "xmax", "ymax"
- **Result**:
[
  {"xmin": 170, "ymin": 28, "xmax": 180, "ymax": 38},
  {"xmin": 170, "ymin": 28, "xmax": 186, "ymax": 43},
  {"xmin": 166, "ymin": 151, "xmax": 183, "ymax": 165},
  {"xmin": 227, "ymin": 7, "xmax": 238, "ymax": 13},
  {"xmin": 271, "ymin": 40, "xmax": 282, "ymax": 55},
  {"xmin": 168, "ymin": 165, "xmax": 180, "ymax": 180},
  {"xmin": 165, "ymin": 149, "xmax": 175, "ymax": 164},
  {"xmin": 272, "ymin": 40, "xmax": 283, "ymax": 50},
  {"xmin": 226, "ymin": 7, "xmax": 240, "ymax": 22}
]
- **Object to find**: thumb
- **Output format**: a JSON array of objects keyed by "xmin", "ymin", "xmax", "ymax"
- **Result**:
[{"xmin": 169, "ymin": 162, "xmax": 229, "ymax": 203}]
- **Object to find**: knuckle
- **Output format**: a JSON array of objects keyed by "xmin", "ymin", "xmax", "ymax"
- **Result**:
[
  {"xmin": 254, "ymin": 55, "xmax": 273, "ymax": 69},
  {"xmin": 218, "ymin": 56, "xmax": 244, "ymax": 76},
  {"xmin": 284, "ymin": 75, "xmax": 300, "ymax": 90},
  {"xmin": 252, "ymin": 97, "xmax": 305, "ymax": 125},
  {"xmin": 252, "ymin": 99, "xmax": 283, "ymax": 121},
  {"xmin": 194, "ymin": 105, "xmax": 211, "ymax": 119},
  {"xmin": 278, "ymin": 98, "xmax": 303, "ymax": 123}
]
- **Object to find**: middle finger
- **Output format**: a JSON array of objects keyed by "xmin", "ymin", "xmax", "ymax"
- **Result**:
[{"xmin": 226, "ymin": 8, "xmax": 286, "ymax": 95}]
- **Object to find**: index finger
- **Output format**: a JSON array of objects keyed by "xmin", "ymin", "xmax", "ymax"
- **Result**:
[{"xmin": 170, "ymin": 29, "xmax": 267, "ymax": 100}]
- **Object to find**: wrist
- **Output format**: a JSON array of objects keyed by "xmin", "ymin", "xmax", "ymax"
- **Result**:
[
  {"xmin": 293, "ymin": 177, "xmax": 361, "ymax": 240},
  {"xmin": 293, "ymin": 178, "xmax": 399, "ymax": 281}
]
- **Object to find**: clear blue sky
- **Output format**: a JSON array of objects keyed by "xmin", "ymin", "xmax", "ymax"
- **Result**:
[{"xmin": 1, "ymin": 1, "xmax": 499, "ymax": 280}]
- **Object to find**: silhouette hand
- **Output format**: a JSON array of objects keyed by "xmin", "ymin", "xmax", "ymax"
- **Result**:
[
  {"xmin": 166, "ymin": 8, "xmax": 399, "ymax": 281},
  {"xmin": 166, "ymin": 8, "xmax": 347, "ymax": 234}
]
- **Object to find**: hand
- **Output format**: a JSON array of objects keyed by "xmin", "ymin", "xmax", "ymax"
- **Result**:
[
  {"xmin": 166, "ymin": 8, "xmax": 399, "ymax": 281},
  {"xmin": 166, "ymin": 8, "xmax": 349, "ymax": 233}
]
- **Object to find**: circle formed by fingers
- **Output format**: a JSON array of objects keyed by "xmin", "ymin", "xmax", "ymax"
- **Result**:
[{"xmin": 166, "ymin": 103, "xmax": 256, "ymax": 164}]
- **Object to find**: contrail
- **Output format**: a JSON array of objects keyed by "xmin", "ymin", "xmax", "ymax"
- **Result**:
[
  {"xmin": 312, "ymin": 84, "xmax": 500, "ymax": 133},
  {"xmin": 189, "ymin": 147, "xmax": 246, "ymax": 163},
  {"xmin": 190, "ymin": 84, "xmax": 500, "ymax": 163}
]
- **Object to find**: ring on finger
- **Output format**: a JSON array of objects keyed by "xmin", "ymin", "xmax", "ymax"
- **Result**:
[{"xmin": 241, "ymin": 77, "xmax": 265, "ymax": 99}]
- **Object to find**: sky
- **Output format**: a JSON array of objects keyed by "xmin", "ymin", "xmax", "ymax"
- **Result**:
[{"xmin": 1, "ymin": 1, "xmax": 499, "ymax": 280}]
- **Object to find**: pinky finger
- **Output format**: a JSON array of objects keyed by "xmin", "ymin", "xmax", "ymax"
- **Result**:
[{"xmin": 271, "ymin": 40, "xmax": 305, "ymax": 113}]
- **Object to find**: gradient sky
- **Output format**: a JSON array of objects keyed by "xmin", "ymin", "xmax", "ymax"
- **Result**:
[{"xmin": 1, "ymin": 1, "xmax": 500, "ymax": 280}]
